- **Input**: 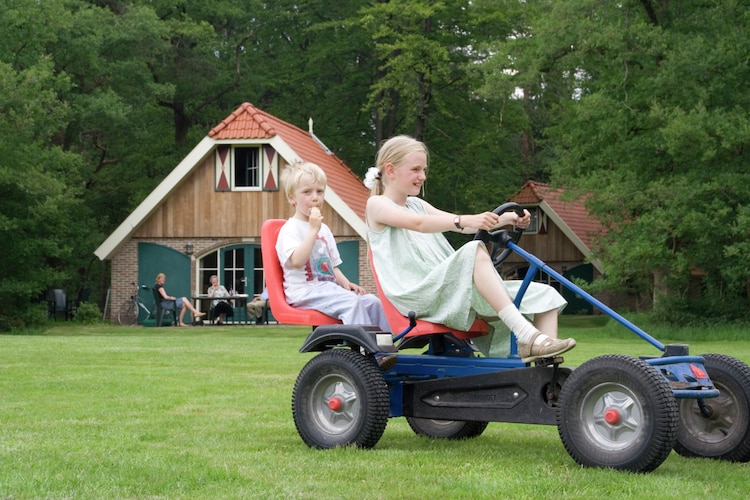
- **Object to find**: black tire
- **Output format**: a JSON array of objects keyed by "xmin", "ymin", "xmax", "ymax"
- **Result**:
[
  {"xmin": 406, "ymin": 417, "xmax": 489, "ymax": 440},
  {"xmin": 117, "ymin": 300, "xmax": 138, "ymax": 326},
  {"xmin": 292, "ymin": 349, "xmax": 390, "ymax": 449},
  {"xmin": 557, "ymin": 354, "xmax": 678, "ymax": 472},
  {"xmin": 674, "ymin": 354, "xmax": 750, "ymax": 462}
]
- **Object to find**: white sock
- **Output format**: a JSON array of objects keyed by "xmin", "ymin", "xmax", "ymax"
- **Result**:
[{"xmin": 497, "ymin": 305, "xmax": 540, "ymax": 344}]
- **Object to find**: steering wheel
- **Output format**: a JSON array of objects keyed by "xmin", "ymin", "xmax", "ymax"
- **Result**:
[{"xmin": 473, "ymin": 202, "xmax": 526, "ymax": 268}]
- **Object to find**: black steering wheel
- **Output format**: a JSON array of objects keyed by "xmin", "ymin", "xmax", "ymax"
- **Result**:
[{"xmin": 473, "ymin": 202, "xmax": 526, "ymax": 268}]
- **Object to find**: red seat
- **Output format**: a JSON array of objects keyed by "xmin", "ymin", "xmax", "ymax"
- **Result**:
[
  {"xmin": 368, "ymin": 252, "xmax": 489, "ymax": 340},
  {"xmin": 260, "ymin": 219, "xmax": 341, "ymax": 326}
]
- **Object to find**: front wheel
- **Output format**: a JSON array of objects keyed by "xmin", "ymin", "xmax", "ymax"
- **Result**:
[
  {"xmin": 407, "ymin": 417, "xmax": 488, "ymax": 440},
  {"xmin": 674, "ymin": 354, "xmax": 750, "ymax": 462},
  {"xmin": 557, "ymin": 354, "xmax": 678, "ymax": 472},
  {"xmin": 292, "ymin": 349, "xmax": 390, "ymax": 449},
  {"xmin": 117, "ymin": 299, "xmax": 138, "ymax": 326}
]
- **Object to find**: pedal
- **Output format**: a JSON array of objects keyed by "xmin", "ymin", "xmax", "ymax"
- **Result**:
[{"xmin": 535, "ymin": 355, "xmax": 563, "ymax": 367}]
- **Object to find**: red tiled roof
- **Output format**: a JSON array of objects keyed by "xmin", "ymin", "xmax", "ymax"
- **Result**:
[
  {"xmin": 511, "ymin": 180, "xmax": 604, "ymax": 249},
  {"xmin": 209, "ymin": 102, "xmax": 369, "ymax": 220}
]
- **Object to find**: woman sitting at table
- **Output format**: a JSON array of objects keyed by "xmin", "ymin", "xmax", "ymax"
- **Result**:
[
  {"xmin": 155, "ymin": 273, "xmax": 206, "ymax": 326},
  {"xmin": 207, "ymin": 275, "xmax": 234, "ymax": 325}
]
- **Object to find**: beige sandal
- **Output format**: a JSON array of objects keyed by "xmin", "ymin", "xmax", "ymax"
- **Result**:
[{"xmin": 518, "ymin": 331, "xmax": 576, "ymax": 363}]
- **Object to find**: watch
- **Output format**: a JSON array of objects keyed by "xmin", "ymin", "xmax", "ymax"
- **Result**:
[{"xmin": 453, "ymin": 215, "xmax": 463, "ymax": 230}]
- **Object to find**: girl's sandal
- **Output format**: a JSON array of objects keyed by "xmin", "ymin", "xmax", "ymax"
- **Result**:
[{"xmin": 518, "ymin": 332, "xmax": 576, "ymax": 363}]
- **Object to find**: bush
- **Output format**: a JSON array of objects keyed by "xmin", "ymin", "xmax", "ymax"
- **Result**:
[{"xmin": 72, "ymin": 302, "xmax": 102, "ymax": 324}]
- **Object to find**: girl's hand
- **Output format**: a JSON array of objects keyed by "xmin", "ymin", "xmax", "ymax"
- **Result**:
[
  {"xmin": 492, "ymin": 209, "xmax": 531, "ymax": 230},
  {"xmin": 461, "ymin": 212, "xmax": 501, "ymax": 230},
  {"xmin": 513, "ymin": 209, "xmax": 532, "ymax": 229}
]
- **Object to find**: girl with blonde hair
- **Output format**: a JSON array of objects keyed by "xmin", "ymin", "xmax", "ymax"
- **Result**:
[{"xmin": 365, "ymin": 136, "xmax": 575, "ymax": 362}]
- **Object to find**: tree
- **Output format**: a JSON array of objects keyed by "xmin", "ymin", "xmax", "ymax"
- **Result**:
[
  {"xmin": 0, "ymin": 55, "xmax": 82, "ymax": 324},
  {"xmin": 481, "ymin": 0, "xmax": 750, "ymax": 321}
]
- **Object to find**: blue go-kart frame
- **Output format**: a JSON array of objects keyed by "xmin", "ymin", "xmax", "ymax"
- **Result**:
[{"xmin": 260, "ymin": 207, "xmax": 750, "ymax": 474}]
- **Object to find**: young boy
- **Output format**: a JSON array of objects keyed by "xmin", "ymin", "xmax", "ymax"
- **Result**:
[{"xmin": 275, "ymin": 161, "xmax": 391, "ymax": 333}]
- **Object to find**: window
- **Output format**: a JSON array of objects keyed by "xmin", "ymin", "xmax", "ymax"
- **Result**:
[
  {"xmin": 234, "ymin": 147, "xmax": 260, "ymax": 188},
  {"xmin": 223, "ymin": 247, "xmax": 246, "ymax": 294},
  {"xmin": 525, "ymin": 207, "xmax": 541, "ymax": 234},
  {"xmin": 197, "ymin": 245, "xmax": 264, "ymax": 296}
]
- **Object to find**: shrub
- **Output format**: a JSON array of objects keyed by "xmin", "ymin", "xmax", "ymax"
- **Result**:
[{"xmin": 72, "ymin": 302, "xmax": 102, "ymax": 324}]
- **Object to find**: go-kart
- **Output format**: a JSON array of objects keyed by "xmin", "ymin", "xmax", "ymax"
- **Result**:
[{"xmin": 260, "ymin": 205, "xmax": 750, "ymax": 473}]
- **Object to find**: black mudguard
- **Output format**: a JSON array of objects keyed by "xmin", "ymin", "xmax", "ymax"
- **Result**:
[{"xmin": 299, "ymin": 324, "xmax": 397, "ymax": 354}]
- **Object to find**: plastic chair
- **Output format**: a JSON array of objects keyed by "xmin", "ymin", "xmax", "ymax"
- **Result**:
[
  {"xmin": 47, "ymin": 289, "xmax": 73, "ymax": 321},
  {"xmin": 260, "ymin": 219, "xmax": 341, "ymax": 327},
  {"xmin": 151, "ymin": 287, "xmax": 177, "ymax": 326},
  {"xmin": 368, "ymin": 251, "xmax": 489, "ymax": 340}
]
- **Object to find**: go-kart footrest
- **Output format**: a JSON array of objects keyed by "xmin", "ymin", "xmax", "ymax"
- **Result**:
[{"xmin": 403, "ymin": 365, "xmax": 573, "ymax": 425}]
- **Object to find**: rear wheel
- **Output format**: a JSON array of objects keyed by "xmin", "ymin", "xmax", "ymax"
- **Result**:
[
  {"xmin": 117, "ymin": 299, "xmax": 138, "ymax": 326},
  {"xmin": 674, "ymin": 354, "xmax": 750, "ymax": 462},
  {"xmin": 292, "ymin": 349, "xmax": 390, "ymax": 449},
  {"xmin": 557, "ymin": 355, "xmax": 678, "ymax": 472},
  {"xmin": 407, "ymin": 417, "xmax": 488, "ymax": 440}
]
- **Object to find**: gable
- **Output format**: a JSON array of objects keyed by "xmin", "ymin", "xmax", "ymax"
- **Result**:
[
  {"xmin": 95, "ymin": 103, "xmax": 370, "ymax": 260},
  {"xmin": 511, "ymin": 181, "xmax": 604, "ymax": 273}
]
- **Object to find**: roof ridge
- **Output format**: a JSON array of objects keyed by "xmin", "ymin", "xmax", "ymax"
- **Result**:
[{"xmin": 208, "ymin": 102, "xmax": 276, "ymax": 138}]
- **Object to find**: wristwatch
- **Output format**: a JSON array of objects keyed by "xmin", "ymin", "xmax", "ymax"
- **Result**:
[{"xmin": 453, "ymin": 215, "xmax": 463, "ymax": 230}]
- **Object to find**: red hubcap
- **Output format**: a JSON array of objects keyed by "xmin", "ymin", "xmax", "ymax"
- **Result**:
[
  {"xmin": 328, "ymin": 397, "xmax": 342, "ymax": 412},
  {"xmin": 604, "ymin": 408, "xmax": 620, "ymax": 425}
]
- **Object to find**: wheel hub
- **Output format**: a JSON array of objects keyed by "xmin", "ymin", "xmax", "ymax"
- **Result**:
[
  {"xmin": 328, "ymin": 397, "xmax": 343, "ymax": 412},
  {"xmin": 315, "ymin": 380, "xmax": 359, "ymax": 432},
  {"xmin": 582, "ymin": 384, "xmax": 644, "ymax": 450},
  {"xmin": 604, "ymin": 408, "xmax": 621, "ymax": 425}
]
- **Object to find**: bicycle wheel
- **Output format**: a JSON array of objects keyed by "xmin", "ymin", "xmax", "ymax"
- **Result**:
[{"xmin": 117, "ymin": 299, "xmax": 139, "ymax": 326}]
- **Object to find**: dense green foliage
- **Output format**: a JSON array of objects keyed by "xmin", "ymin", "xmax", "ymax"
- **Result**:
[
  {"xmin": 480, "ymin": 0, "xmax": 750, "ymax": 321},
  {"xmin": 1, "ymin": 0, "xmax": 749, "ymax": 326}
]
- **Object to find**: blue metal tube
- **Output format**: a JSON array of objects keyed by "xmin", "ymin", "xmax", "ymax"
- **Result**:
[{"xmin": 508, "ymin": 241, "xmax": 665, "ymax": 352}]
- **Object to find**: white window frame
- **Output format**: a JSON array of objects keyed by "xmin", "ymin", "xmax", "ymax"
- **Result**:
[{"xmin": 232, "ymin": 146, "xmax": 261, "ymax": 190}]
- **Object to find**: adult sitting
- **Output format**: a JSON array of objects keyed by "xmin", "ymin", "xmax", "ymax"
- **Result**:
[
  {"xmin": 154, "ymin": 273, "xmax": 205, "ymax": 327},
  {"xmin": 246, "ymin": 287, "xmax": 269, "ymax": 325},
  {"xmin": 207, "ymin": 275, "xmax": 234, "ymax": 325}
]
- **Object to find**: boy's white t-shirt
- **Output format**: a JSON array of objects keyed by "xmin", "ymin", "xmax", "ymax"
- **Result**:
[{"xmin": 275, "ymin": 217, "xmax": 342, "ymax": 303}]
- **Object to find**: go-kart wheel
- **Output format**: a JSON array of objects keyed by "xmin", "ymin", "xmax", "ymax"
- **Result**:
[
  {"xmin": 473, "ymin": 202, "xmax": 526, "ymax": 268},
  {"xmin": 292, "ymin": 349, "xmax": 390, "ymax": 449},
  {"xmin": 406, "ymin": 417, "xmax": 489, "ymax": 440},
  {"xmin": 674, "ymin": 354, "xmax": 750, "ymax": 462},
  {"xmin": 557, "ymin": 354, "xmax": 678, "ymax": 472}
]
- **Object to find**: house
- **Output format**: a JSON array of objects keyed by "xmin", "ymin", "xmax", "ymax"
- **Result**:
[
  {"xmin": 95, "ymin": 102, "xmax": 373, "ymax": 323},
  {"xmin": 507, "ymin": 181, "xmax": 606, "ymax": 314}
]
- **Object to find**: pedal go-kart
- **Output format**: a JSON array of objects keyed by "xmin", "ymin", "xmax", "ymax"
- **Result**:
[{"xmin": 260, "ymin": 205, "xmax": 750, "ymax": 473}]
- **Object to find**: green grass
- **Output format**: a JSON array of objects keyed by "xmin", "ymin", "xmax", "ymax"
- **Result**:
[{"xmin": 1, "ymin": 320, "xmax": 750, "ymax": 499}]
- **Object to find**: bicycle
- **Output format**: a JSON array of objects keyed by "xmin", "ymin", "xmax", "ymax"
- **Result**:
[{"xmin": 117, "ymin": 282, "xmax": 152, "ymax": 326}]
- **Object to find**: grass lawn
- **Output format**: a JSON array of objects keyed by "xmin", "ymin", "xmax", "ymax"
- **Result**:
[{"xmin": 1, "ymin": 318, "xmax": 749, "ymax": 499}]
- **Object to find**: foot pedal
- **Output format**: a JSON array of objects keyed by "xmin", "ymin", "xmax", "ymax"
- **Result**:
[{"xmin": 535, "ymin": 355, "xmax": 563, "ymax": 367}]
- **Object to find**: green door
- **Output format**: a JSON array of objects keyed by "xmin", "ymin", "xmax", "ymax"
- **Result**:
[
  {"xmin": 337, "ymin": 240, "xmax": 359, "ymax": 283},
  {"xmin": 562, "ymin": 263, "xmax": 594, "ymax": 315},
  {"xmin": 138, "ymin": 243, "xmax": 191, "ymax": 324}
]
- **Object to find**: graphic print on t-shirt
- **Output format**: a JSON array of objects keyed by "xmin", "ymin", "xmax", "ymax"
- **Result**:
[{"xmin": 305, "ymin": 236, "xmax": 336, "ymax": 282}]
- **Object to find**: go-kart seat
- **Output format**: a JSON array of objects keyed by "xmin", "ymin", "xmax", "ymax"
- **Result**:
[
  {"xmin": 260, "ymin": 219, "xmax": 341, "ymax": 327},
  {"xmin": 368, "ymin": 251, "xmax": 489, "ymax": 340}
]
